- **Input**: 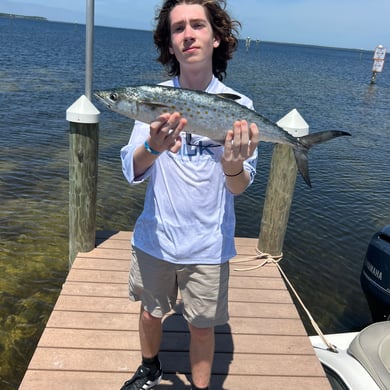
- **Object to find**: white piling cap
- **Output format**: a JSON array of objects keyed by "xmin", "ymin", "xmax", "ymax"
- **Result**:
[
  {"xmin": 66, "ymin": 95, "xmax": 100, "ymax": 124},
  {"xmin": 277, "ymin": 108, "xmax": 309, "ymax": 137}
]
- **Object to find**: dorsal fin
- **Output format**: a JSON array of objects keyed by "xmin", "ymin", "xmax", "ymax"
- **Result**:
[
  {"xmin": 140, "ymin": 100, "xmax": 169, "ymax": 108},
  {"xmin": 216, "ymin": 93, "xmax": 241, "ymax": 101}
]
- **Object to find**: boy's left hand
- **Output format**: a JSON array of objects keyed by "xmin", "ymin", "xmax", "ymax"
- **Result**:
[{"xmin": 222, "ymin": 120, "xmax": 259, "ymax": 173}]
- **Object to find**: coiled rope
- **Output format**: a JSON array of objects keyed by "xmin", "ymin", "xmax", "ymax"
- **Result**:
[{"xmin": 231, "ymin": 248, "xmax": 338, "ymax": 353}]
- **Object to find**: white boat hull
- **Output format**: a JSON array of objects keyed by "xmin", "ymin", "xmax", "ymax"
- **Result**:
[
  {"xmin": 310, "ymin": 321, "xmax": 390, "ymax": 389},
  {"xmin": 310, "ymin": 332, "xmax": 380, "ymax": 389}
]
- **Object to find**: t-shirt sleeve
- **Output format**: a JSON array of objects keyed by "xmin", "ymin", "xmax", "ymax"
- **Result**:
[{"xmin": 120, "ymin": 120, "xmax": 152, "ymax": 184}]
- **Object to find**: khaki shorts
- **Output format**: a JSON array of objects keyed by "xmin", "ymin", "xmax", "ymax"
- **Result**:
[{"xmin": 129, "ymin": 246, "xmax": 229, "ymax": 328}]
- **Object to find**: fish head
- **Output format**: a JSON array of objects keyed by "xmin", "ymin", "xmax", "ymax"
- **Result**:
[{"xmin": 94, "ymin": 87, "xmax": 140, "ymax": 120}]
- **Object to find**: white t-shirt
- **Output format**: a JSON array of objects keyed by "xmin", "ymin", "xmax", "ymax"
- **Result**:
[{"xmin": 120, "ymin": 76, "xmax": 257, "ymax": 264}]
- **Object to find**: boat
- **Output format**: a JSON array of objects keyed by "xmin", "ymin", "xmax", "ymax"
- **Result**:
[
  {"xmin": 360, "ymin": 225, "xmax": 390, "ymax": 321},
  {"xmin": 310, "ymin": 321, "xmax": 390, "ymax": 390},
  {"xmin": 309, "ymin": 225, "xmax": 390, "ymax": 389}
]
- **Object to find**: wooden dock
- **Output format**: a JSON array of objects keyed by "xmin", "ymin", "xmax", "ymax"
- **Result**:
[{"xmin": 20, "ymin": 231, "xmax": 330, "ymax": 389}]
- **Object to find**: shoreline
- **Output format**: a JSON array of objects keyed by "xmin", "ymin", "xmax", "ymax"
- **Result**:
[{"xmin": 0, "ymin": 13, "xmax": 47, "ymax": 21}]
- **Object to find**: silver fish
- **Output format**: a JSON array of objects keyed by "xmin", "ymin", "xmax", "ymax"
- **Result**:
[{"xmin": 94, "ymin": 85, "xmax": 350, "ymax": 187}]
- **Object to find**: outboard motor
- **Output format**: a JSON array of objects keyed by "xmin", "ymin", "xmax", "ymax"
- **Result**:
[{"xmin": 361, "ymin": 225, "xmax": 390, "ymax": 321}]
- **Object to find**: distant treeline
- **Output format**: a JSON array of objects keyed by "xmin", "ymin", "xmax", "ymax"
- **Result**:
[{"xmin": 0, "ymin": 13, "xmax": 47, "ymax": 21}]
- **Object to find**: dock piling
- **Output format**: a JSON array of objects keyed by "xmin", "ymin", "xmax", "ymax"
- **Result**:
[
  {"xmin": 258, "ymin": 109, "xmax": 309, "ymax": 255},
  {"xmin": 66, "ymin": 0, "xmax": 99, "ymax": 266},
  {"xmin": 66, "ymin": 96, "xmax": 100, "ymax": 266}
]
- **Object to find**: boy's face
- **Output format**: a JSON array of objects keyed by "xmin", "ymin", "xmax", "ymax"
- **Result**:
[{"xmin": 169, "ymin": 4, "xmax": 220, "ymax": 71}]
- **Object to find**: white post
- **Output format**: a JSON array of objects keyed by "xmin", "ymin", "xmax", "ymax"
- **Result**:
[
  {"xmin": 245, "ymin": 37, "xmax": 251, "ymax": 52},
  {"xmin": 277, "ymin": 108, "xmax": 309, "ymax": 137},
  {"xmin": 85, "ymin": 0, "xmax": 95, "ymax": 100},
  {"xmin": 371, "ymin": 44, "xmax": 387, "ymax": 84}
]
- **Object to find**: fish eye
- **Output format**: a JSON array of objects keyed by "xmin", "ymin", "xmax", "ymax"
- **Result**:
[{"xmin": 109, "ymin": 93, "xmax": 118, "ymax": 101}]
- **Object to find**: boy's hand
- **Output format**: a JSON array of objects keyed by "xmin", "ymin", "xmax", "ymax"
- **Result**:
[
  {"xmin": 222, "ymin": 120, "xmax": 259, "ymax": 174},
  {"xmin": 148, "ymin": 112, "xmax": 187, "ymax": 153}
]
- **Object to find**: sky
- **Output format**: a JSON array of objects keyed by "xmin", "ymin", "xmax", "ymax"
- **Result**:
[{"xmin": 2, "ymin": 0, "xmax": 389, "ymax": 50}]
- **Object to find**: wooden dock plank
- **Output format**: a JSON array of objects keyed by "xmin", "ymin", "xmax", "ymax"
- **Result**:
[
  {"xmin": 18, "ymin": 371, "xmax": 330, "ymax": 390},
  {"xmin": 46, "ymin": 310, "xmax": 307, "ymax": 335},
  {"xmin": 37, "ymin": 328, "xmax": 313, "ymax": 355},
  {"xmin": 52, "ymin": 294, "xmax": 300, "ymax": 319},
  {"xmin": 26, "ymin": 348, "xmax": 325, "ymax": 377},
  {"xmin": 60, "ymin": 281, "xmax": 292, "ymax": 304},
  {"xmin": 20, "ymin": 232, "xmax": 330, "ymax": 389}
]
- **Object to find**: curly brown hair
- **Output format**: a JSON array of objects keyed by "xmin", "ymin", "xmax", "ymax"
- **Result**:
[{"xmin": 153, "ymin": 0, "xmax": 241, "ymax": 81}]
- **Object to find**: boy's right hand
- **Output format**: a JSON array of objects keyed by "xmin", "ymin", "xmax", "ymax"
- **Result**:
[{"xmin": 149, "ymin": 112, "xmax": 187, "ymax": 153}]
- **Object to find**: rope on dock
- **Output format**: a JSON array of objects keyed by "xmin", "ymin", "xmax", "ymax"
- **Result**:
[
  {"xmin": 231, "ymin": 249, "xmax": 283, "ymax": 271},
  {"xmin": 232, "ymin": 249, "xmax": 338, "ymax": 353}
]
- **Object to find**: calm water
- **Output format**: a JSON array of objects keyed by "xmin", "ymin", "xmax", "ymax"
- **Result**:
[{"xmin": 1, "ymin": 18, "xmax": 389, "ymax": 389}]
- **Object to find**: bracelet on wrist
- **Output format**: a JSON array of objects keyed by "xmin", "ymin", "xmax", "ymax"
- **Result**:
[
  {"xmin": 144, "ymin": 140, "xmax": 161, "ymax": 155},
  {"xmin": 224, "ymin": 168, "xmax": 244, "ymax": 177}
]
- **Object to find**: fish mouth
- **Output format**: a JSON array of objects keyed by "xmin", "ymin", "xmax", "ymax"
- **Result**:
[
  {"xmin": 94, "ymin": 91, "xmax": 105, "ymax": 102},
  {"xmin": 94, "ymin": 91, "xmax": 105, "ymax": 98},
  {"xmin": 94, "ymin": 91, "xmax": 112, "ymax": 109}
]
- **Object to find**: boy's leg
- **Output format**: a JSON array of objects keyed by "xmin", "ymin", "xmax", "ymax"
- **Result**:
[
  {"xmin": 179, "ymin": 262, "xmax": 230, "ymax": 390},
  {"xmin": 121, "ymin": 248, "xmax": 178, "ymax": 389},
  {"xmin": 139, "ymin": 307, "xmax": 162, "ymax": 359},
  {"xmin": 188, "ymin": 323, "xmax": 214, "ymax": 389}
]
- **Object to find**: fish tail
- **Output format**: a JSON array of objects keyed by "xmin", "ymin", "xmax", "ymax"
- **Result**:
[{"xmin": 293, "ymin": 130, "xmax": 351, "ymax": 187}]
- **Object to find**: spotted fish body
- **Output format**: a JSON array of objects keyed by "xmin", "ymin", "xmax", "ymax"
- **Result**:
[{"xmin": 95, "ymin": 85, "xmax": 350, "ymax": 187}]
